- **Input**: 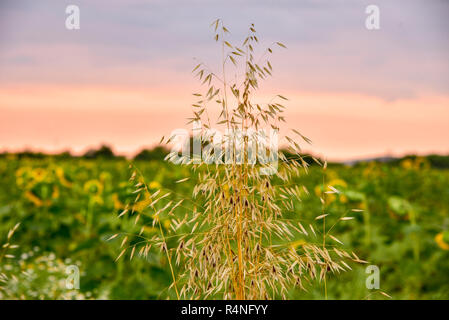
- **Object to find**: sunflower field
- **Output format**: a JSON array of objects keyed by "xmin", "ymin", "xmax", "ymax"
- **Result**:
[{"xmin": 0, "ymin": 155, "xmax": 448, "ymax": 299}]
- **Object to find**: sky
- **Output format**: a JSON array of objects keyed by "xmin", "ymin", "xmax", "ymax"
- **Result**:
[{"xmin": 0, "ymin": 0, "xmax": 448, "ymax": 161}]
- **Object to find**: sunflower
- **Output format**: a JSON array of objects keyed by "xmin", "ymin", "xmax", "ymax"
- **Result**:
[
  {"xmin": 163, "ymin": 219, "xmax": 171, "ymax": 230},
  {"xmin": 15, "ymin": 166, "xmax": 33, "ymax": 188},
  {"xmin": 289, "ymin": 239, "xmax": 306, "ymax": 250},
  {"xmin": 112, "ymin": 193, "xmax": 125, "ymax": 210},
  {"xmin": 400, "ymin": 159, "xmax": 414, "ymax": 170},
  {"xmin": 435, "ymin": 231, "xmax": 449, "ymax": 250},
  {"xmin": 51, "ymin": 186, "xmax": 60, "ymax": 199},
  {"xmin": 25, "ymin": 190, "xmax": 44, "ymax": 207},
  {"xmin": 55, "ymin": 167, "xmax": 72, "ymax": 188},
  {"xmin": 31, "ymin": 168, "xmax": 48, "ymax": 183},
  {"xmin": 132, "ymin": 193, "xmax": 153, "ymax": 212},
  {"xmin": 83, "ymin": 179, "xmax": 103, "ymax": 196},
  {"xmin": 314, "ymin": 178, "xmax": 348, "ymax": 204},
  {"xmin": 149, "ymin": 181, "xmax": 161, "ymax": 190}
]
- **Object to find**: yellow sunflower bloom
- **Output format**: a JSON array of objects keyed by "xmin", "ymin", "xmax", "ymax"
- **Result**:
[
  {"xmin": 25, "ymin": 191, "xmax": 44, "ymax": 207},
  {"xmin": 84, "ymin": 180, "xmax": 103, "ymax": 196},
  {"xmin": 435, "ymin": 232, "xmax": 449, "ymax": 251},
  {"xmin": 149, "ymin": 181, "xmax": 161, "ymax": 190}
]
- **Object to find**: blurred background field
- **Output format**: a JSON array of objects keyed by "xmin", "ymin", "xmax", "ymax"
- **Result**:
[{"xmin": 0, "ymin": 148, "xmax": 448, "ymax": 300}]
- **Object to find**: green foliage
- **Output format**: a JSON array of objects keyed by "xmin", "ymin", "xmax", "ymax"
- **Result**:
[
  {"xmin": 0, "ymin": 156, "xmax": 448, "ymax": 299},
  {"xmin": 134, "ymin": 146, "xmax": 168, "ymax": 161},
  {"xmin": 83, "ymin": 145, "xmax": 117, "ymax": 159}
]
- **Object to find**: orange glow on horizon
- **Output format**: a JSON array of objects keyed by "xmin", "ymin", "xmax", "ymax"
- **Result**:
[{"xmin": 1, "ymin": 85, "xmax": 448, "ymax": 160}]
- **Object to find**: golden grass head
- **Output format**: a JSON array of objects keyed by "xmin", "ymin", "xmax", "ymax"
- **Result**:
[{"xmin": 116, "ymin": 20, "xmax": 363, "ymax": 300}]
